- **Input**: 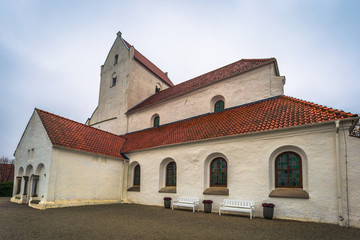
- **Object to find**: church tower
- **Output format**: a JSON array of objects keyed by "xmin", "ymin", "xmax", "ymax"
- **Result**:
[{"xmin": 86, "ymin": 32, "xmax": 173, "ymax": 135}]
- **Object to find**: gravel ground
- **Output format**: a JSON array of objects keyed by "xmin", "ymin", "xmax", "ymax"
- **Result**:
[{"xmin": 0, "ymin": 197, "xmax": 359, "ymax": 240}]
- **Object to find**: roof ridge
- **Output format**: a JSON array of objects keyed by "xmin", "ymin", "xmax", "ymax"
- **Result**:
[
  {"xmin": 127, "ymin": 58, "xmax": 277, "ymax": 114},
  {"xmin": 282, "ymin": 96, "xmax": 353, "ymax": 116},
  {"xmin": 176, "ymin": 58, "xmax": 276, "ymax": 87},
  {"xmin": 35, "ymin": 108, "xmax": 126, "ymax": 139}
]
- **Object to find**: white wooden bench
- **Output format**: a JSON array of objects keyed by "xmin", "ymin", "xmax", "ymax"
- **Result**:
[
  {"xmin": 219, "ymin": 199, "xmax": 255, "ymax": 219},
  {"xmin": 172, "ymin": 197, "xmax": 200, "ymax": 213}
]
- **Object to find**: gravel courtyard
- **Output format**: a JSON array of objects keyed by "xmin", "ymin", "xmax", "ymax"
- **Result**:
[{"xmin": 0, "ymin": 197, "xmax": 359, "ymax": 240}]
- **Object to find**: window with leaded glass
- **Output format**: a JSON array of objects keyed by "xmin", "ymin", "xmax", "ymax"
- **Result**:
[
  {"xmin": 210, "ymin": 158, "xmax": 227, "ymax": 187},
  {"xmin": 166, "ymin": 162, "xmax": 176, "ymax": 186},
  {"xmin": 134, "ymin": 165, "xmax": 140, "ymax": 186},
  {"xmin": 214, "ymin": 100, "xmax": 224, "ymax": 112},
  {"xmin": 275, "ymin": 152, "xmax": 302, "ymax": 188},
  {"xmin": 154, "ymin": 116, "xmax": 160, "ymax": 127}
]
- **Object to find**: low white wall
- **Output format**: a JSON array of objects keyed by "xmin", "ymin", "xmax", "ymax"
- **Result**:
[
  {"xmin": 126, "ymin": 121, "xmax": 360, "ymax": 226},
  {"xmin": 52, "ymin": 148, "xmax": 124, "ymax": 203}
]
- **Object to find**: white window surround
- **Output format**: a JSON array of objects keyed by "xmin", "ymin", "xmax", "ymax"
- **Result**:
[
  {"xmin": 210, "ymin": 95, "xmax": 225, "ymax": 112},
  {"xmin": 150, "ymin": 113, "xmax": 160, "ymax": 128},
  {"xmin": 203, "ymin": 152, "xmax": 229, "ymax": 191},
  {"xmin": 128, "ymin": 161, "xmax": 140, "ymax": 189},
  {"xmin": 268, "ymin": 145, "xmax": 309, "ymax": 193},
  {"xmin": 158, "ymin": 158, "xmax": 176, "ymax": 193}
]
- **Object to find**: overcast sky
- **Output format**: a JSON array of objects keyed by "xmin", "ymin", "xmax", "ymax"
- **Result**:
[{"xmin": 0, "ymin": 0, "xmax": 359, "ymax": 158}]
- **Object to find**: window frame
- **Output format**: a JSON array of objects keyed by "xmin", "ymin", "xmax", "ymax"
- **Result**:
[
  {"xmin": 165, "ymin": 162, "xmax": 176, "ymax": 186},
  {"xmin": 133, "ymin": 164, "xmax": 140, "ymax": 186},
  {"xmin": 114, "ymin": 54, "xmax": 118, "ymax": 65},
  {"xmin": 275, "ymin": 151, "xmax": 303, "ymax": 188},
  {"xmin": 210, "ymin": 158, "xmax": 227, "ymax": 187},
  {"xmin": 153, "ymin": 116, "xmax": 160, "ymax": 127},
  {"xmin": 214, "ymin": 100, "xmax": 225, "ymax": 112}
]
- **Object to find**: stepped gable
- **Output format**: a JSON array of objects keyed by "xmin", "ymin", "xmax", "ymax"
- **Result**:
[
  {"xmin": 122, "ymin": 95, "xmax": 358, "ymax": 152},
  {"xmin": 127, "ymin": 58, "xmax": 277, "ymax": 113},
  {"xmin": 36, "ymin": 109, "xmax": 126, "ymax": 159},
  {"xmin": 123, "ymin": 40, "xmax": 174, "ymax": 87}
]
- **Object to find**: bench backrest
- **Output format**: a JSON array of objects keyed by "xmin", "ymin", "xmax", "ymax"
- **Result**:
[
  {"xmin": 177, "ymin": 197, "xmax": 199, "ymax": 203},
  {"xmin": 222, "ymin": 199, "xmax": 255, "ymax": 208}
]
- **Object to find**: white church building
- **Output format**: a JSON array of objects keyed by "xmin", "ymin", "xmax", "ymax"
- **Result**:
[{"xmin": 11, "ymin": 32, "xmax": 360, "ymax": 227}]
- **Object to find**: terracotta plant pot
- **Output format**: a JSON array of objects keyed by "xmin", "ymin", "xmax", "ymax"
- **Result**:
[{"xmin": 204, "ymin": 203, "xmax": 212, "ymax": 213}]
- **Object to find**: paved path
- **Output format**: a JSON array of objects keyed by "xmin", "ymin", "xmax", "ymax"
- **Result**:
[{"xmin": 0, "ymin": 197, "xmax": 359, "ymax": 240}]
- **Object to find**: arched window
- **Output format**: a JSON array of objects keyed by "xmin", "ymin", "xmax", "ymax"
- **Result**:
[
  {"xmin": 275, "ymin": 152, "xmax": 302, "ymax": 188},
  {"xmin": 166, "ymin": 162, "xmax": 176, "ymax": 186},
  {"xmin": 210, "ymin": 158, "xmax": 227, "ymax": 187},
  {"xmin": 111, "ymin": 73, "xmax": 117, "ymax": 87},
  {"xmin": 133, "ymin": 165, "xmax": 140, "ymax": 186},
  {"xmin": 154, "ymin": 116, "xmax": 160, "ymax": 127},
  {"xmin": 214, "ymin": 100, "xmax": 224, "ymax": 112},
  {"xmin": 114, "ymin": 54, "xmax": 118, "ymax": 65}
]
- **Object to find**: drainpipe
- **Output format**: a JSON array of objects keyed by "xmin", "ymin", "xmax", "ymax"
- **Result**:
[{"xmin": 335, "ymin": 120, "xmax": 344, "ymax": 226}]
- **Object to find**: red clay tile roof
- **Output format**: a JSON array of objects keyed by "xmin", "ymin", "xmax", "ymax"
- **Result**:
[
  {"xmin": 123, "ymin": 40, "xmax": 174, "ymax": 87},
  {"xmin": 36, "ymin": 109, "xmax": 126, "ymax": 159},
  {"xmin": 127, "ymin": 58, "xmax": 277, "ymax": 114},
  {"xmin": 122, "ymin": 96, "xmax": 358, "ymax": 152}
]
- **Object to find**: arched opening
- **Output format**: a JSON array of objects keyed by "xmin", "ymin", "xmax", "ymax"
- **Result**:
[
  {"xmin": 203, "ymin": 152, "xmax": 229, "ymax": 195},
  {"xmin": 23, "ymin": 165, "xmax": 34, "ymax": 202},
  {"xmin": 210, "ymin": 95, "xmax": 225, "ymax": 112},
  {"xmin": 114, "ymin": 54, "xmax": 118, "ymax": 65},
  {"xmin": 155, "ymin": 83, "xmax": 162, "ymax": 93},
  {"xmin": 15, "ymin": 167, "xmax": 24, "ymax": 195},
  {"xmin": 111, "ymin": 73, "xmax": 117, "ymax": 87},
  {"xmin": 269, "ymin": 146, "xmax": 309, "ymax": 198},
  {"xmin": 151, "ymin": 114, "xmax": 160, "ymax": 128},
  {"xmin": 127, "ymin": 162, "xmax": 140, "ymax": 192},
  {"xmin": 159, "ymin": 158, "xmax": 176, "ymax": 193}
]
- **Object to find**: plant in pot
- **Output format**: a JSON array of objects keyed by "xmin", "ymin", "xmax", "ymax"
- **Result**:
[
  {"xmin": 202, "ymin": 200, "xmax": 213, "ymax": 213},
  {"xmin": 262, "ymin": 203, "xmax": 275, "ymax": 219},
  {"xmin": 163, "ymin": 197, "xmax": 172, "ymax": 209}
]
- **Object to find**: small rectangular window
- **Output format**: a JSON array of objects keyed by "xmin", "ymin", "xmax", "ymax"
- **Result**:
[
  {"xmin": 31, "ymin": 148, "xmax": 34, "ymax": 161},
  {"xmin": 111, "ymin": 77, "xmax": 116, "ymax": 87},
  {"xmin": 114, "ymin": 55, "xmax": 118, "ymax": 65}
]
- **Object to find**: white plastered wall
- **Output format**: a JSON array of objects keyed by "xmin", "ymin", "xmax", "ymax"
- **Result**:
[
  {"xmin": 87, "ymin": 34, "xmax": 131, "ymax": 135},
  {"xmin": 127, "ymin": 64, "xmax": 285, "ymax": 132},
  {"xmin": 88, "ymin": 34, "xmax": 171, "ymax": 135},
  {"xmin": 46, "ymin": 148, "xmax": 124, "ymax": 208},
  {"xmin": 11, "ymin": 111, "xmax": 52, "ymax": 206},
  {"xmin": 126, "ymin": 121, "xmax": 360, "ymax": 227}
]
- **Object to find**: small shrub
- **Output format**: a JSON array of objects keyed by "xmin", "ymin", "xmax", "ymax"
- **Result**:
[{"xmin": 0, "ymin": 181, "xmax": 13, "ymax": 197}]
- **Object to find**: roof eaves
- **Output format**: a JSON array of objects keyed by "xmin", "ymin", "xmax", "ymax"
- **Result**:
[
  {"xmin": 123, "ymin": 115, "xmax": 360, "ymax": 154},
  {"xmin": 52, "ymin": 145, "xmax": 125, "ymax": 160}
]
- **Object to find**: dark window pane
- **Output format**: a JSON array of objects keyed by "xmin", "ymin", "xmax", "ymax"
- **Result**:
[
  {"xmin": 214, "ymin": 100, "xmax": 225, "ymax": 112},
  {"xmin": 166, "ymin": 162, "xmax": 176, "ymax": 186},
  {"xmin": 134, "ymin": 165, "xmax": 140, "ymax": 186},
  {"xmin": 154, "ymin": 116, "xmax": 160, "ymax": 127},
  {"xmin": 210, "ymin": 158, "xmax": 227, "ymax": 186},
  {"xmin": 275, "ymin": 152, "xmax": 302, "ymax": 188}
]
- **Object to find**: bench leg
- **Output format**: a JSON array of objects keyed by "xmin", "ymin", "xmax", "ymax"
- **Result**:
[
  {"xmin": 250, "ymin": 211, "xmax": 252, "ymax": 219},
  {"xmin": 193, "ymin": 206, "xmax": 195, "ymax": 213}
]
